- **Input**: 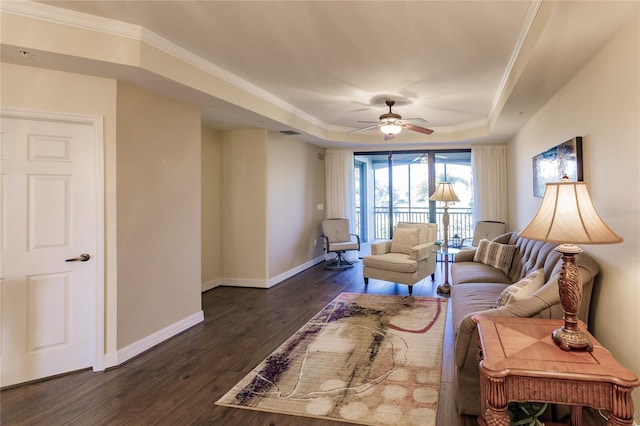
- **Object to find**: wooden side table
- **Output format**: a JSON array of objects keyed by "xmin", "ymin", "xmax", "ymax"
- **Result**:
[{"xmin": 473, "ymin": 315, "xmax": 640, "ymax": 426}]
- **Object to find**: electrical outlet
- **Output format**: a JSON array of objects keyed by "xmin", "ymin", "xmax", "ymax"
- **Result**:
[{"xmin": 314, "ymin": 239, "xmax": 317, "ymax": 246}]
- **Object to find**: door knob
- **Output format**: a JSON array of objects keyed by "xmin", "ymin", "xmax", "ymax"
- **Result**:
[{"xmin": 66, "ymin": 253, "xmax": 91, "ymax": 262}]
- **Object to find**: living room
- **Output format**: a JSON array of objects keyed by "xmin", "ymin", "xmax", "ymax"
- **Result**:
[{"xmin": 1, "ymin": 1, "xmax": 639, "ymax": 424}]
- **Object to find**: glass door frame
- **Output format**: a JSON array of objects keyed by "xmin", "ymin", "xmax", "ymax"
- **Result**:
[{"xmin": 354, "ymin": 149, "xmax": 471, "ymax": 242}]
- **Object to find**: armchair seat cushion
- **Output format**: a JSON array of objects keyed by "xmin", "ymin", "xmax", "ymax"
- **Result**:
[
  {"xmin": 328, "ymin": 241, "xmax": 360, "ymax": 251},
  {"xmin": 363, "ymin": 253, "xmax": 418, "ymax": 273}
]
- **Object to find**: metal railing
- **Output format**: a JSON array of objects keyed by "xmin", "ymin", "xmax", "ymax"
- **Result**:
[{"xmin": 358, "ymin": 206, "xmax": 473, "ymax": 244}]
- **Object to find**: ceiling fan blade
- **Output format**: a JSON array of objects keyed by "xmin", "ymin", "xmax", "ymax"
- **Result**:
[
  {"xmin": 403, "ymin": 123, "xmax": 434, "ymax": 135},
  {"xmin": 357, "ymin": 120, "xmax": 380, "ymax": 124},
  {"xmin": 401, "ymin": 117, "xmax": 430, "ymax": 123},
  {"xmin": 347, "ymin": 124, "xmax": 380, "ymax": 134}
]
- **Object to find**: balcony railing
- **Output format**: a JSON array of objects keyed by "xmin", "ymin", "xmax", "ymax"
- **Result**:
[{"xmin": 359, "ymin": 206, "xmax": 473, "ymax": 246}]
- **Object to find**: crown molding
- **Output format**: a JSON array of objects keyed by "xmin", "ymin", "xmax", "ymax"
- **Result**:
[
  {"xmin": 488, "ymin": 0, "xmax": 544, "ymax": 124},
  {"xmin": 1, "ymin": 1, "xmax": 326, "ymax": 129}
]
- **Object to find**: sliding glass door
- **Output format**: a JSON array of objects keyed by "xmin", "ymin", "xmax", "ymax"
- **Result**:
[{"xmin": 354, "ymin": 150, "xmax": 472, "ymax": 243}]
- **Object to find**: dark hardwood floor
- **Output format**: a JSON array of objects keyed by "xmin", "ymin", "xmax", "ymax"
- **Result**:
[{"xmin": 0, "ymin": 256, "xmax": 606, "ymax": 425}]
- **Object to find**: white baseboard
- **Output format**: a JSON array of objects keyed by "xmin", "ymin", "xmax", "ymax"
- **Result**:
[
  {"xmin": 221, "ymin": 277, "xmax": 269, "ymax": 288},
  {"xmin": 217, "ymin": 255, "xmax": 326, "ymax": 289},
  {"xmin": 201, "ymin": 278, "xmax": 221, "ymax": 292},
  {"xmin": 105, "ymin": 310, "xmax": 204, "ymax": 368},
  {"xmin": 267, "ymin": 255, "xmax": 325, "ymax": 287}
]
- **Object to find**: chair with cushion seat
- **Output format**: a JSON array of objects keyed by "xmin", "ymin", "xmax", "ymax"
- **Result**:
[
  {"xmin": 460, "ymin": 220, "xmax": 506, "ymax": 250},
  {"xmin": 321, "ymin": 218, "xmax": 360, "ymax": 270},
  {"xmin": 362, "ymin": 222, "xmax": 438, "ymax": 295}
]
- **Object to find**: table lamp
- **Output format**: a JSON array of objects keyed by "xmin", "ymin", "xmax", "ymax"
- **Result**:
[
  {"xmin": 430, "ymin": 182, "xmax": 460, "ymax": 295},
  {"xmin": 519, "ymin": 178, "xmax": 622, "ymax": 351}
]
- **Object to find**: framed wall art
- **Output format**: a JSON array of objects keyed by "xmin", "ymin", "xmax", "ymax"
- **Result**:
[{"xmin": 532, "ymin": 136, "xmax": 583, "ymax": 197}]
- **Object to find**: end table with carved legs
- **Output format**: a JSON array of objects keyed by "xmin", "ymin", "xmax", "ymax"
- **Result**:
[{"xmin": 473, "ymin": 315, "xmax": 640, "ymax": 426}]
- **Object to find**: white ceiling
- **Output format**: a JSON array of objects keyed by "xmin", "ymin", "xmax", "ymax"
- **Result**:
[{"xmin": 4, "ymin": 1, "xmax": 639, "ymax": 148}]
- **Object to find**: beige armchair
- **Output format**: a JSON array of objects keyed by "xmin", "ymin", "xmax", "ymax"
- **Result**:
[
  {"xmin": 362, "ymin": 222, "xmax": 438, "ymax": 295},
  {"xmin": 460, "ymin": 220, "xmax": 506, "ymax": 250}
]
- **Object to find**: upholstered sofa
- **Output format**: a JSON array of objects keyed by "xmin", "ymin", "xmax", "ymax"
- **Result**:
[
  {"xmin": 450, "ymin": 232, "xmax": 600, "ymax": 417},
  {"xmin": 363, "ymin": 222, "xmax": 438, "ymax": 295}
]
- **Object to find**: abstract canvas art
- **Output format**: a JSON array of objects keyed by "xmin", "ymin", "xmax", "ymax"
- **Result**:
[{"xmin": 532, "ymin": 136, "xmax": 583, "ymax": 197}]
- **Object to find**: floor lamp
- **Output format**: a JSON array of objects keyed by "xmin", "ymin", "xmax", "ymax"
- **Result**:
[
  {"xmin": 519, "ymin": 179, "xmax": 622, "ymax": 351},
  {"xmin": 430, "ymin": 182, "xmax": 460, "ymax": 296}
]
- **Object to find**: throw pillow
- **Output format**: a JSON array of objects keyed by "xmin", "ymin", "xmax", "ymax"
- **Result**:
[
  {"xmin": 473, "ymin": 238, "xmax": 516, "ymax": 275},
  {"xmin": 494, "ymin": 269, "xmax": 545, "ymax": 308},
  {"xmin": 390, "ymin": 227, "xmax": 419, "ymax": 255}
]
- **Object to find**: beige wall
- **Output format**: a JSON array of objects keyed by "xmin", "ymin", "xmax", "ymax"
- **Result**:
[
  {"xmin": 0, "ymin": 63, "xmax": 120, "ymax": 356},
  {"xmin": 116, "ymin": 82, "xmax": 202, "ymax": 348},
  {"xmin": 209, "ymin": 129, "xmax": 326, "ymax": 287},
  {"xmin": 508, "ymin": 14, "xmax": 640, "ymax": 415},
  {"xmin": 266, "ymin": 132, "xmax": 326, "ymax": 280},
  {"xmin": 201, "ymin": 127, "xmax": 222, "ymax": 289},
  {"xmin": 220, "ymin": 129, "xmax": 269, "ymax": 284}
]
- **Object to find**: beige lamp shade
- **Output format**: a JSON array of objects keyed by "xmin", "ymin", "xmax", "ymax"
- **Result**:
[
  {"xmin": 430, "ymin": 182, "xmax": 460, "ymax": 203},
  {"xmin": 519, "ymin": 181, "xmax": 623, "ymax": 245}
]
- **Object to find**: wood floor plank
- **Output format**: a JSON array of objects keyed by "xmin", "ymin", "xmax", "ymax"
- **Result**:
[{"xmin": 0, "ymin": 258, "xmax": 606, "ymax": 425}]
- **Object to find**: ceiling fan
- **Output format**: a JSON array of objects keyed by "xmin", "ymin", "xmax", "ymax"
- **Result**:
[{"xmin": 348, "ymin": 100, "xmax": 434, "ymax": 140}]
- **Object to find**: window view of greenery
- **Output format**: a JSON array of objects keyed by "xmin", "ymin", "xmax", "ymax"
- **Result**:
[{"xmin": 354, "ymin": 151, "xmax": 472, "ymax": 243}]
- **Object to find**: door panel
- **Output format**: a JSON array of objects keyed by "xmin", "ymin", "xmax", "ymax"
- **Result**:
[{"xmin": 1, "ymin": 116, "xmax": 97, "ymax": 387}]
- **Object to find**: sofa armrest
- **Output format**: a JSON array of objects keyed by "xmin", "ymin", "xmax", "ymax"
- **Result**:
[
  {"xmin": 455, "ymin": 287, "xmax": 561, "ymax": 368},
  {"xmin": 455, "ymin": 314, "xmax": 482, "ymax": 368},
  {"xmin": 371, "ymin": 240, "xmax": 392, "ymax": 255},
  {"xmin": 410, "ymin": 243, "xmax": 436, "ymax": 261},
  {"xmin": 455, "ymin": 307, "xmax": 519, "ymax": 368},
  {"xmin": 455, "ymin": 249, "xmax": 476, "ymax": 263}
]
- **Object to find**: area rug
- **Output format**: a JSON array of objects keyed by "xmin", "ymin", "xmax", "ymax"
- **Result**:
[{"xmin": 216, "ymin": 292, "xmax": 447, "ymax": 425}]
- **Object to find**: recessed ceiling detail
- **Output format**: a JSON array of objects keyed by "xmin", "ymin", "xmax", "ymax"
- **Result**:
[{"xmin": 4, "ymin": 0, "xmax": 638, "ymax": 147}]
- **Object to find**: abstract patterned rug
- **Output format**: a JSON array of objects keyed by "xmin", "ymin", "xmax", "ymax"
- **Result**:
[{"xmin": 216, "ymin": 292, "xmax": 447, "ymax": 425}]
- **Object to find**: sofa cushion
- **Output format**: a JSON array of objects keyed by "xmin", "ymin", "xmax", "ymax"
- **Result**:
[
  {"xmin": 451, "ymin": 283, "xmax": 508, "ymax": 333},
  {"xmin": 390, "ymin": 227, "xmax": 419, "ymax": 255},
  {"xmin": 473, "ymin": 239, "xmax": 516, "ymax": 275},
  {"xmin": 451, "ymin": 262, "xmax": 512, "ymax": 285},
  {"xmin": 362, "ymin": 252, "xmax": 417, "ymax": 273},
  {"xmin": 397, "ymin": 222, "xmax": 434, "ymax": 244},
  {"xmin": 493, "ymin": 269, "xmax": 545, "ymax": 308}
]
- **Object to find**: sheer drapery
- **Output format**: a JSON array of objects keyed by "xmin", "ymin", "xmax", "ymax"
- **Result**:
[
  {"xmin": 325, "ymin": 149, "xmax": 358, "ymax": 260},
  {"xmin": 471, "ymin": 145, "xmax": 508, "ymax": 224},
  {"xmin": 325, "ymin": 149, "xmax": 355, "ymax": 221}
]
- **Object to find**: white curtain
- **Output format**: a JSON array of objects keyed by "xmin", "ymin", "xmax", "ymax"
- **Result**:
[
  {"xmin": 325, "ymin": 149, "xmax": 358, "ymax": 260},
  {"xmin": 325, "ymin": 149, "xmax": 355, "ymax": 221},
  {"xmin": 471, "ymin": 145, "xmax": 508, "ymax": 224}
]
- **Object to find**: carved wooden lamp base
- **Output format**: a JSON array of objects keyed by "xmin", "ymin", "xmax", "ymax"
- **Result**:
[
  {"xmin": 553, "ymin": 244, "xmax": 593, "ymax": 352},
  {"xmin": 552, "ymin": 327, "xmax": 594, "ymax": 352}
]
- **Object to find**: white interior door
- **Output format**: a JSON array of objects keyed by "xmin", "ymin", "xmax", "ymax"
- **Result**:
[{"xmin": 1, "ymin": 114, "xmax": 99, "ymax": 387}]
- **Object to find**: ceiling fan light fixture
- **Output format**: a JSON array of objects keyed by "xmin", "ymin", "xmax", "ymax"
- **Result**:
[{"xmin": 380, "ymin": 122, "xmax": 402, "ymax": 135}]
